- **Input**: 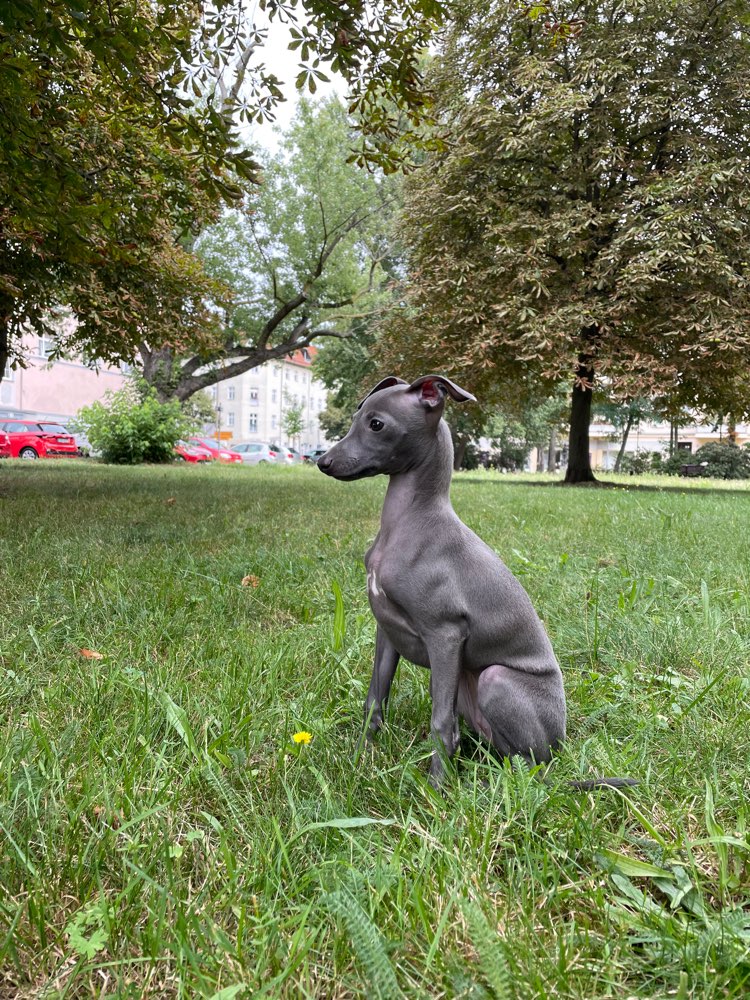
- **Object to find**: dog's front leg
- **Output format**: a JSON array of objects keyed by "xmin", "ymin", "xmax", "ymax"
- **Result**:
[
  {"xmin": 364, "ymin": 626, "xmax": 400, "ymax": 738},
  {"xmin": 426, "ymin": 632, "xmax": 464, "ymax": 788}
]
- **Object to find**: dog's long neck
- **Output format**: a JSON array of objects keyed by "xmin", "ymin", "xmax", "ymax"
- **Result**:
[{"xmin": 381, "ymin": 421, "xmax": 454, "ymax": 531}]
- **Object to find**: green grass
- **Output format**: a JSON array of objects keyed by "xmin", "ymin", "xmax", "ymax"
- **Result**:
[{"xmin": 1, "ymin": 460, "xmax": 749, "ymax": 998}]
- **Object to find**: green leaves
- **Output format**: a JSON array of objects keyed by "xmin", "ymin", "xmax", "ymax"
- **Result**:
[{"xmin": 65, "ymin": 902, "xmax": 109, "ymax": 960}]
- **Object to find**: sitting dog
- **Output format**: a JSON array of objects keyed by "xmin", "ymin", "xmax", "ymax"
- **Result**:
[{"xmin": 317, "ymin": 374, "xmax": 567, "ymax": 786}]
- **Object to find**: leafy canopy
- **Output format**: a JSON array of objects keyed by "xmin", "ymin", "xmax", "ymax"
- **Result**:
[
  {"xmin": 0, "ymin": 0, "xmax": 444, "ymax": 377},
  {"xmin": 142, "ymin": 97, "xmax": 399, "ymax": 401},
  {"xmin": 379, "ymin": 0, "xmax": 750, "ymax": 419}
]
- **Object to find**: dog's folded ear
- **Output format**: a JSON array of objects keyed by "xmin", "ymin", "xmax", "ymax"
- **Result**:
[
  {"xmin": 356, "ymin": 376, "xmax": 409, "ymax": 410},
  {"xmin": 408, "ymin": 375, "xmax": 477, "ymax": 409}
]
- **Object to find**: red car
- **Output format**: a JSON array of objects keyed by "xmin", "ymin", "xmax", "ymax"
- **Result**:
[
  {"xmin": 0, "ymin": 419, "xmax": 78, "ymax": 459},
  {"xmin": 0, "ymin": 430, "xmax": 11, "ymax": 459},
  {"xmin": 188, "ymin": 437, "xmax": 243, "ymax": 464},
  {"xmin": 174, "ymin": 441, "xmax": 212, "ymax": 463}
]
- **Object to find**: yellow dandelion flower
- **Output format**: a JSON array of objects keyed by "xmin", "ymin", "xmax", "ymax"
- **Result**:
[{"xmin": 292, "ymin": 731, "xmax": 312, "ymax": 745}]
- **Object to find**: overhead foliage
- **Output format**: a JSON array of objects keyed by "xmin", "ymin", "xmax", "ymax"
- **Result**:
[
  {"xmin": 379, "ymin": 0, "xmax": 750, "ymax": 481},
  {"xmin": 141, "ymin": 98, "xmax": 399, "ymax": 402},
  {"xmin": 0, "ymin": 0, "xmax": 444, "ymax": 381}
]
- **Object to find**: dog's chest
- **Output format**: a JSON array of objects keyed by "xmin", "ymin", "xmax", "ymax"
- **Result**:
[{"xmin": 364, "ymin": 540, "xmax": 430, "ymax": 666}]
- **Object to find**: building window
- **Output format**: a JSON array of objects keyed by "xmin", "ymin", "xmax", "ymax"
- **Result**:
[
  {"xmin": 271, "ymin": 388, "xmax": 277, "ymax": 404},
  {"xmin": 271, "ymin": 415, "xmax": 277, "ymax": 430},
  {"xmin": 227, "ymin": 385, "xmax": 236, "ymax": 401},
  {"xmin": 249, "ymin": 388, "xmax": 259, "ymax": 406},
  {"xmin": 301, "ymin": 348, "xmax": 311, "ymax": 361},
  {"xmin": 209, "ymin": 385, "xmax": 218, "ymax": 399},
  {"xmin": 227, "ymin": 412, "xmax": 235, "ymax": 427},
  {"xmin": 2, "ymin": 361, "xmax": 13, "ymax": 381},
  {"xmin": 38, "ymin": 334, "xmax": 56, "ymax": 358},
  {"xmin": 248, "ymin": 414, "xmax": 258, "ymax": 433}
]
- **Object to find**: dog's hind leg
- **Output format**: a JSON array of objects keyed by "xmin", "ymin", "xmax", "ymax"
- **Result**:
[{"xmin": 476, "ymin": 664, "xmax": 566, "ymax": 764}]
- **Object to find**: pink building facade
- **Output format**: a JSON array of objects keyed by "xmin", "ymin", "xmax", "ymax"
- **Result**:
[{"xmin": 1, "ymin": 335, "xmax": 129, "ymax": 424}]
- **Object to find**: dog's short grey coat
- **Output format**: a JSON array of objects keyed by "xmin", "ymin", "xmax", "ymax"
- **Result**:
[{"xmin": 318, "ymin": 374, "xmax": 567, "ymax": 786}]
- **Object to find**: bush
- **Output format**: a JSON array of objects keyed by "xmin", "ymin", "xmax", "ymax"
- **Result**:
[
  {"xmin": 659, "ymin": 453, "xmax": 684, "ymax": 476},
  {"xmin": 691, "ymin": 442, "xmax": 750, "ymax": 480},
  {"xmin": 620, "ymin": 451, "xmax": 652, "ymax": 474},
  {"xmin": 75, "ymin": 383, "xmax": 197, "ymax": 464}
]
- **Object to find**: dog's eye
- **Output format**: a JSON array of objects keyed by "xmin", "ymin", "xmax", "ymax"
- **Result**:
[{"xmin": 369, "ymin": 418, "xmax": 384, "ymax": 432}]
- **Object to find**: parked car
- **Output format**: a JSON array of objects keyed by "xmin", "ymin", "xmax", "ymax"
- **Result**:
[
  {"xmin": 188, "ymin": 437, "xmax": 243, "ymax": 464},
  {"xmin": 174, "ymin": 441, "xmax": 212, "ymax": 463},
  {"xmin": 65, "ymin": 426, "xmax": 97, "ymax": 458},
  {"xmin": 233, "ymin": 442, "xmax": 281, "ymax": 465},
  {"xmin": 302, "ymin": 448, "xmax": 327, "ymax": 464},
  {"xmin": 272, "ymin": 443, "xmax": 298, "ymax": 465},
  {"xmin": 0, "ymin": 430, "xmax": 11, "ymax": 459},
  {"xmin": 286, "ymin": 447, "xmax": 303, "ymax": 464},
  {"xmin": 0, "ymin": 419, "xmax": 78, "ymax": 459}
]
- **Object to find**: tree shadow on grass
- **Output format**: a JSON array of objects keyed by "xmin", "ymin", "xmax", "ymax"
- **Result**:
[{"xmin": 456, "ymin": 476, "xmax": 750, "ymax": 499}]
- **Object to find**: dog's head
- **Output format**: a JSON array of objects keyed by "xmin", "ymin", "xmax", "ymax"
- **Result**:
[{"xmin": 317, "ymin": 375, "xmax": 476, "ymax": 481}]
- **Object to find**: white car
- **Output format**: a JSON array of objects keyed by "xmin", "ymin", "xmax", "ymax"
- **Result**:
[{"xmin": 233, "ymin": 442, "xmax": 282, "ymax": 465}]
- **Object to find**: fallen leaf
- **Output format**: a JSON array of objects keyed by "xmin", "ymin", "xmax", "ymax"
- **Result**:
[
  {"xmin": 79, "ymin": 649, "xmax": 104, "ymax": 660},
  {"xmin": 241, "ymin": 575, "xmax": 260, "ymax": 588},
  {"xmin": 165, "ymin": 497, "xmax": 176, "ymax": 506}
]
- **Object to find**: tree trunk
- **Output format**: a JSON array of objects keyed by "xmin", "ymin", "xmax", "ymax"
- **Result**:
[
  {"xmin": 536, "ymin": 446, "xmax": 546, "ymax": 472},
  {"xmin": 547, "ymin": 427, "xmax": 557, "ymax": 472},
  {"xmin": 0, "ymin": 326, "xmax": 7, "ymax": 387},
  {"xmin": 141, "ymin": 345, "xmax": 176, "ymax": 401},
  {"xmin": 564, "ymin": 355, "xmax": 596, "ymax": 484},
  {"xmin": 453, "ymin": 436, "xmax": 468, "ymax": 471},
  {"xmin": 0, "ymin": 296, "xmax": 12, "ymax": 386},
  {"xmin": 613, "ymin": 410, "xmax": 635, "ymax": 472},
  {"xmin": 727, "ymin": 414, "xmax": 737, "ymax": 445}
]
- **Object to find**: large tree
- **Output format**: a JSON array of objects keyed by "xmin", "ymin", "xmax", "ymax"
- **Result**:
[
  {"xmin": 0, "ymin": 0, "xmax": 444, "ymax": 384},
  {"xmin": 141, "ymin": 98, "xmax": 398, "ymax": 401},
  {"xmin": 378, "ymin": 0, "xmax": 750, "ymax": 482}
]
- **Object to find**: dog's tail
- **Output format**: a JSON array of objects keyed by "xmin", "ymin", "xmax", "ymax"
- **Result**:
[{"xmin": 567, "ymin": 776, "xmax": 639, "ymax": 791}]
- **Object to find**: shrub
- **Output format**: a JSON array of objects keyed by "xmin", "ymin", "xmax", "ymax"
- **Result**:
[
  {"xmin": 691, "ymin": 442, "xmax": 750, "ymax": 480},
  {"xmin": 75, "ymin": 383, "xmax": 197, "ymax": 465},
  {"xmin": 660, "ymin": 453, "xmax": 684, "ymax": 476},
  {"xmin": 620, "ymin": 451, "xmax": 652, "ymax": 474}
]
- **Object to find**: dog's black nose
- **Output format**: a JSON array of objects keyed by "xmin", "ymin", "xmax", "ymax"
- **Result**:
[{"xmin": 317, "ymin": 453, "xmax": 333, "ymax": 472}]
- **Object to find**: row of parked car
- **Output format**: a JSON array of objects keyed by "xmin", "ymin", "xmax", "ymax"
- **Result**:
[
  {"xmin": 0, "ymin": 420, "xmax": 327, "ymax": 465},
  {"xmin": 183, "ymin": 438, "xmax": 327, "ymax": 466}
]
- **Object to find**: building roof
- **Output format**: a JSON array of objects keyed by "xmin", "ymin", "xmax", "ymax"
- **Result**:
[{"xmin": 285, "ymin": 346, "xmax": 318, "ymax": 368}]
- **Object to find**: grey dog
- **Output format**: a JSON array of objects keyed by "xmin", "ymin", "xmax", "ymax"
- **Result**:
[{"xmin": 317, "ymin": 374, "xmax": 569, "ymax": 786}]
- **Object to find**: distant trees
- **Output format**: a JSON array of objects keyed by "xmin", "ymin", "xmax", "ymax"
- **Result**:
[{"xmin": 379, "ymin": 0, "xmax": 750, "ymax": 482}]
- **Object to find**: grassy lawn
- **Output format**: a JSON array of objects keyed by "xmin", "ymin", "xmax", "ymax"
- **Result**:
[{"xmin": 1, "ymin": 461, "xmax": 749, "ymax": 998}]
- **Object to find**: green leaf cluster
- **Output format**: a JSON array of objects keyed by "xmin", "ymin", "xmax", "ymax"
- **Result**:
[{"xmin": 691, "ymin": 442, "xmax": 750, "ymax": 480}]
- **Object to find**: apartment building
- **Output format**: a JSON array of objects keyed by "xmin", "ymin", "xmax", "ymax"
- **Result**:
[{"xmin": 204, "ymin": 346, "xmax": 330, "ymax": 451}]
